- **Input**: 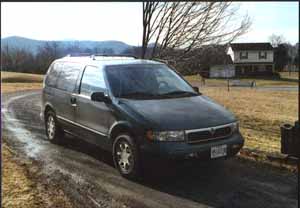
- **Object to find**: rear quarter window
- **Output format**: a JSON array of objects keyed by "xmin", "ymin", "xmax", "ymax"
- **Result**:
[
  {"xmin": 56, "ymin": 62, "xmax": 82, "ymax": 92},
  {"xmin": 45, "ymin": 62, "xmax": 62, "ymax": 87}
]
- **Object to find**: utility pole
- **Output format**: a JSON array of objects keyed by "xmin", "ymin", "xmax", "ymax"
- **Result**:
[{"xmin": 227, "ymin": 79, "xmax": 230, "ymax": 92}]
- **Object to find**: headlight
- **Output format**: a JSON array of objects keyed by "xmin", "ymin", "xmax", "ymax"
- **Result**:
[
  {"xmin": 232, "ymin": 122, "xmax": 239, "ymax": 132},
  {"xmin": 147, "ymin": 130, "xmax": 185, "ymax": 142}
]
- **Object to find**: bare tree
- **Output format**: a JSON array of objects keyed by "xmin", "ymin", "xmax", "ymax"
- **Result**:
[
  {"xmin": 141, "ymin": 2, "xmax": 251, "ymax": 60},
  {"xmin": 269, "ymin": 34, "xmax": 287, "ymax": 47},
  {"xmin": 36, "ymin": 42, "xmax": 61, "ymax": 73}
]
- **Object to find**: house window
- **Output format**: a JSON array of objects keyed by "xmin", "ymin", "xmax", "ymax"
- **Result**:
[
  {"xmin": 259, "ymin": 51, "xmax": 267, "ymax": 59},
  {"xmin": 239, "ymin": 51, "xmax": 248, "ymax": 59}
]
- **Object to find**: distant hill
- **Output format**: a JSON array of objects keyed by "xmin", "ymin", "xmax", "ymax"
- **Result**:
[{"xmin": 1, "ymin": 36, "xmax": 132, "ymax": 54}]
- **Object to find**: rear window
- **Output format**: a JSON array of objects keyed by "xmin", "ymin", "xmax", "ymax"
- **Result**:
[{"xmin": 56, "ymin": 62, "xmax": 81, "ymax": 92}]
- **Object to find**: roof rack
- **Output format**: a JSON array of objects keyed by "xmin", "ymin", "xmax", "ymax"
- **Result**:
[
  {"xmin": 65, "ymin": 53, "xmax": 138, "ymax": 60},
  {"xmin": 90, "ymin": 54, "xmax": 138, "ymax": 60},
  {"xmin": 65, "ymin": 53, "xmax": 92, "ymax": 57},
  {"xmin": 153, "ymin": 58, "xmax": 169, "ymax": 64}
]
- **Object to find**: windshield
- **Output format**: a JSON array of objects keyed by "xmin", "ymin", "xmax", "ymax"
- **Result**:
[{"xmin": 105, "ymin": 64, "xmax": 198, "ymax": 99}]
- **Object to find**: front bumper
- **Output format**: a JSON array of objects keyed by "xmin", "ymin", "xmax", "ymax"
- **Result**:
[{"xmin": 140, "ymin": 132, "xmax": 244, "ymax": 160}]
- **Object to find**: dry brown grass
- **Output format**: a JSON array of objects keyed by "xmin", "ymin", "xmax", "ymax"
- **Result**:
[
  {"xmin": 1, "ymin": 71, "xmax": 44, "ymax": 83},
  {"xmin": 2, "ymin": 144, "xmax": 44, "ymax": 208},
  {"xmin": 201, "ymin": 87, "xmax": 298, "ymax": 154},
  {"xmin": 1, "ymin": 71, "xmax": 43, "ymax": 93},
  {"xmin": 279, "ymin": 71, "xmax": 299, "ymax": 80},
  {"xmin": 1, "ymin": 83, "xmax": 43, "ymax": 93},
  {"xmin": 2, "ymin": 143, "xmax": 73, "ymax": 208}
]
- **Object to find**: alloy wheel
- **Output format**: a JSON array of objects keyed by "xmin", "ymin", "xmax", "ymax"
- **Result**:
[
  {"xmin": 115, "ymin": 140, "xmax": 134, "ymax": 174},
  {"xmin": 47, "ymin": 115, "xmax": 56, "ymax": 140}
]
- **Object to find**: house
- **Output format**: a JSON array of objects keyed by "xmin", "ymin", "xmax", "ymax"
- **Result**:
[
  {"xmin": 227, "ymin": 42, "xmax": 274, "ymax": 76},
  {"xmin": 209, "ymin": 55, "xmax": 235, "ymax": 78}
]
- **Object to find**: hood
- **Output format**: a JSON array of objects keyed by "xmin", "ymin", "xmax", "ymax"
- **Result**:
[{"xmin": 118, "ymin": 95, "xmax": 236, "ymax": 131}]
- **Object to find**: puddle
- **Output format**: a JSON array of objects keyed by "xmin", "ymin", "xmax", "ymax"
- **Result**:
[{"xmin": 3, "ymin": 92, "xmax": 46, "ymax": 159}]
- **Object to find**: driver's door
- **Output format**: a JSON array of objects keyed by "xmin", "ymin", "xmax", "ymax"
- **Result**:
[{"xmin": 74, "ymin": 65, "xmax": 112, "ymax": 148}]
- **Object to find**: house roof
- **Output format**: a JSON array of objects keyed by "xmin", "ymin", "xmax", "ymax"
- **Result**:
[{"xmin": 230, "ymin": 43, "xmax": 273, "ymax": 51}]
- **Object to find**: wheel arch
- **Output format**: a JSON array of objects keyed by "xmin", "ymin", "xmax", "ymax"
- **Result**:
[
  {"xmin": 44, "ymin": 103, "xmax": 55, "ymax": 118},
  {"xmin": 108, "ymin": 121, "xmax": 135, "ymax": 143}
]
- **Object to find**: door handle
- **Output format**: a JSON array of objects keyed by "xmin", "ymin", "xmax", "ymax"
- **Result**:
[{"xmin": 70, "ymin": 97, "xmax": 77, "ymax": 107}]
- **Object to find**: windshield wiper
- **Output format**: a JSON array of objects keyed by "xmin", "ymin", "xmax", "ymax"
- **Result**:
[
  {"xmin": 120, "ymin": 92, "xmax": 158, "ymax": 98},
  {"xmin": 160, "ymin": 90, "xmax": 199, "ymax": 96}
]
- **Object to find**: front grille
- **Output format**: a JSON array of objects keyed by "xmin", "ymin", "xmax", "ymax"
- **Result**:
[{"xmin": 187, "ymin": 125, "xmax": 232, "ymax": 144}]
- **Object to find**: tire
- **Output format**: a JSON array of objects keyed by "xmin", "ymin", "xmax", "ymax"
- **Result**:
[
  {"xmin": 113, "ymin": 134, "xmax": 141, "ymax": 179},
  {"xmin": 45, "ymin": 110, "xmax": 64, "ymax": 144}
]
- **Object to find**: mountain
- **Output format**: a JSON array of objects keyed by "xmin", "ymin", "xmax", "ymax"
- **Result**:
[
  {"xmin": 1, "ymin": 36, "xmax": 44, "ymax": 54},
  {"xmin": 1, "ymin": 36, "xmax": 132, "ymax": 54}
]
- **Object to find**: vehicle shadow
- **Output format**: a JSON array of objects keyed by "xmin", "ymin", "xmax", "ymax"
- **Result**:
[
  {"xmin": 141, "ymin": 158, "xmax": 240, "ymax": 208},
  {"xmin": 58, "ymin": 134, "xmax": 246, "ymax": 208},
  {"xmin": 59, "ymin": 134, "xmax": 115, "ymax": 167}
]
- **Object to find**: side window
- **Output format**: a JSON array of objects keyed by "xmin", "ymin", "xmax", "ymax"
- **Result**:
[
  {"xmin": 80, "ymin": 66, "xmax": 106, "ymax": 96},
  {"xmin": 56, "ymin": 63, "xmax": 81, "ymax": 92},
  {"xmin": 45, "ymin": 62, "xmax": 62, "ymax": 87}
]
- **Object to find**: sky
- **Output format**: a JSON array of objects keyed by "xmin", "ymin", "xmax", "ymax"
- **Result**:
[{"xmin": 1, "ymin": 2, "xmax": 299, "ymax": 45}]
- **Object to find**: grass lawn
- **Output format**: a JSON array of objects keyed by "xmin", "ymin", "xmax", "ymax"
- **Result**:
[
  {"xmin": 1, "ymin": 71, "xmax": 44, "ymax": 83},
  {"xmin": 1, "ymin": 71, "xmax": 43, "ymax": 93},
  {"xmin": 279, "ymin": 71, "xmax": 299, "ymax": 80},
  {"xmin": 201, "ymin": 87, "xmax": 298, "ymax": 154},
  {"xmin": 2, "ymin": 144, "xmax": 44, "ymax": 208}
]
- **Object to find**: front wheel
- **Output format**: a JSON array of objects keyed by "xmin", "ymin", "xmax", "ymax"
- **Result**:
[
  {"xmin": 45, "ymin": 111, "xmax": 64, "ymax": 144},
  {"xmin": 113, "ymin": 134, "xmax": 141, "ymax": 179}
]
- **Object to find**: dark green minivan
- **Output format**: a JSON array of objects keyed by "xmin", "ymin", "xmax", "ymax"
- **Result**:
[{"xmin": 41, "ymin": 55, "xmax": 244, "ymax": 179}]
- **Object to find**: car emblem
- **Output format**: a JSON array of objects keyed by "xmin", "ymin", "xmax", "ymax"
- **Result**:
[{"xmin": 210, "ymin": 128, "xmax": 215, "ymax": 135}]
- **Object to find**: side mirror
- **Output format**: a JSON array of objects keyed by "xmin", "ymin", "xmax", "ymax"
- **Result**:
[
  {"xmin": 192, "ymin": 86, "xmax": 199, "ymax": 93},
  {"xmin": 91, "ymin": 92, "xmax": 111, "ymax": 103}
]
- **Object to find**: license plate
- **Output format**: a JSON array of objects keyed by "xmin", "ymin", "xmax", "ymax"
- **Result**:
[{"xmin": 211, "ymin": 145, "xmax": 227, "ymax": 159}]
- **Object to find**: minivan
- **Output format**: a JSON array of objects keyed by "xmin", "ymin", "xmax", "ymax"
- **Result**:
[{"xmin": 41, "ymin": 55, "xmax": 244, "ymax": 179}]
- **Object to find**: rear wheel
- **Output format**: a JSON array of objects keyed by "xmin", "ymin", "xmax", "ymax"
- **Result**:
[
  {"xmin": 113, "ymin": 134, "xmax": 141, "ymax": 179},
  {"xmin": 45, "ymin": 110, "xmax": 64, "ymax": 144}
]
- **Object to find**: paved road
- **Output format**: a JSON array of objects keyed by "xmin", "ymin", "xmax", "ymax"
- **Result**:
[
  {"xmin": 1, "ymin": 90, "xmax": 298, "ymax": 208},
  {"xmin": 207, "ymin": 86, "xmax": 299, "ymax": 91},
  {"xmin": 254, "ymin": 86, "xmax": 299, "ymax": 92}
]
